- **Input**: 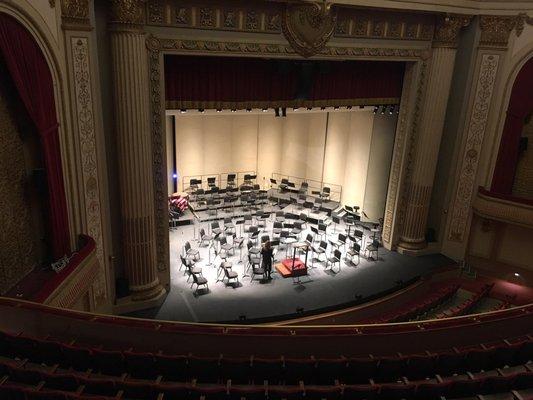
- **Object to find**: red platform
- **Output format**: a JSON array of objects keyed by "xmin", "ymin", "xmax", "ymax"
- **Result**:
[{"xmin": 275, "ymin": 258, "xmax": 307, "ymax": 278}]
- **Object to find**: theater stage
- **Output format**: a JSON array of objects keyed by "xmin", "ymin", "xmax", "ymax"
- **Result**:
[{"xmin": 128, "ymin": 209, "xmax": 454, "ymax": 324}]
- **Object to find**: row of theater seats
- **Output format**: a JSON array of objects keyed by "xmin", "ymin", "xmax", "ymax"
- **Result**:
[
  {"xmin": 434, "ymin": 284, "xmax": 495, "ymax": 319},
  {"xmin": 0, "ymin": 364, "xmax": 532, "ymax": 400},
  {"xmin": 1, "ymin": 329, "xmax": 532, "ymax": 400},
  {"xmin": 368, "ymin": 283, "xmax": 461, "ymax": 323}
]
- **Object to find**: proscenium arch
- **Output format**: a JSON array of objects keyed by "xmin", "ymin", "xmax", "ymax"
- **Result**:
[
  {"xmin": 0, "ymin": 1, "xmax": 78, "ymax": 252},
  {"xmin": 147, "ymin": 35, "xmax": 429, "ymax": 275}
]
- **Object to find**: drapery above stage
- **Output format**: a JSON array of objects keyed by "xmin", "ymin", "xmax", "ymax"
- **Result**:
[
  {"xmin": 0, "ymin": 13, "xmax": 70, "ymax": 259},
  {"xmin": 164, "ymin": 55, "xmax": 405, "ymax": 110},
  {"xmin": 491, "ymin": 57, "xmax": 533, "ymax": 195}
]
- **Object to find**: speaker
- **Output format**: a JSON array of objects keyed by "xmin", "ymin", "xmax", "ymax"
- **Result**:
[
  {"xmin": 519, "ymin": 137, "xmax": 528, "ymax": 154},
  {"xmin": 32, "ymin": 168, "xmax": 48, "ymax": 196}
]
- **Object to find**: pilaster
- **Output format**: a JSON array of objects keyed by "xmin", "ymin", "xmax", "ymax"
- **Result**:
[{"xmin": 61, "ymin": 0, "xmax": 112, "ymax": 311}]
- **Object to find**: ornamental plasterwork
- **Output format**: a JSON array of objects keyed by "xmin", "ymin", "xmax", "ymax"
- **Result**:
[
  {"xmin": 110, "ymin": 0, "xmax": 145, "ymax": 25},
  {"xmin": 71, "ymin": 37, "xmax": 107, "ymax": 305},
  {"xmin": 479, "ymin": 16, "xmax": 518, "ymax": 48},
  {"xmin": 282, "ymin": 1, "xmax": 336, "ymax": 58},
  {"xmin": 433, "ymin": 14, "xmax": 472, "ymax": 48},
  {"xmin": 448, "ymin": 54, "xmax": 500, "ymax": 243},
  {"xmin": 60, "ymin": 0, "xmax": 90, "ymax": 26}
]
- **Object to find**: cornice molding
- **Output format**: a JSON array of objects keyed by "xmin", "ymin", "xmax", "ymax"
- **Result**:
[
  {"xmin": 433, "ymin": 14, "xmax": 472, "ymax": 48},
  {"xmin": 473, "ymin": 190, "xmax": 533, "ymax": 229}
]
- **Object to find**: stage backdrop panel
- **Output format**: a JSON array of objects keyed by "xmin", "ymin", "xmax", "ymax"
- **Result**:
[{"xmin": 169, "ymin": 109, "xmax": 397, "ymax": 217}]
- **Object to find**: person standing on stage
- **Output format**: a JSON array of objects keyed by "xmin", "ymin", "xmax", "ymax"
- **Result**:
[{"xmin": 261, "ymin": 240, "xmax": 274, "ymax": 280}]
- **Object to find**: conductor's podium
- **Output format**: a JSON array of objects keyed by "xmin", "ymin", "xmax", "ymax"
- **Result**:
[{"xmin": 275, "ymin": 258, "xmax": 308, "ymax": 278}]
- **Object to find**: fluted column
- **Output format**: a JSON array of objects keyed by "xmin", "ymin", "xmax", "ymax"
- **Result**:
[
  {"xmin": 109, "ymin": 0, "xmax": 163, "ymax": 301},
  {"xmin": 398, "ymin": 15, "xmax": 471, "ymax": 252}
]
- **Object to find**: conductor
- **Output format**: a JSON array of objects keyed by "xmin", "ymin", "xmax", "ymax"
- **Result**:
[{"xmin": 261, "ymin": 240, "xmax": 274, "ymax": 280}]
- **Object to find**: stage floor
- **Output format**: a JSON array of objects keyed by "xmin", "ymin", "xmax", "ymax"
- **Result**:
[{"xmin": 128, "ymin": 205, "xmax": 454, "ymax": 323}]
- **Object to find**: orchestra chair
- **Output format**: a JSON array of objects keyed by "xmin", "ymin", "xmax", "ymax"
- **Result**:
[
  {"xmin": 224, "ymin": 217, "xmax": 236, "ymax": 236},
  {"xmin": 184, "ymin": 241, "xmax": 200, "ymax": 261},
  {"xmin": 330, "ymin": 233, "xmax": 347, "ymax": 252},
  {"xmin": 366, "ymin": 239, "xmax": 380, "ymax": 261},
  {"xmin": 296, "ymin": 194, "xmax": 306, "ymax": 210},
  {"xmin": 320, "ymin": 186, "xmax": 331, "ymax": 202},
  {"xmin": 346, "ymin": 243, "xmax": 361, "ymax": 266},
  {"xmin": 211, "ymin": 221, "xmax": 223, "ymax": 236},
  {"xmin": 299, "ymin": 213, "xmax": 308, "ymax": 230},
  {"xmin": 272, "ymin": 222, "xmax": 283, "ymax": 238},
  {"xmin": 219, "ymin": 236, "xmax": 234, "ymax": 256},
  {"xmin": 249, "ymin": 254, "xmax": 266, "ymax": 282},
  {"xmin": 199, "ymin": 228, "xmax": 213, "ymax": 247},
  {"xmin": 180, "ymin": 255, "xmax": 202, "ymax": 284},
  {"xmin": 318, "ymin": 223, "xmax": 327, "ymax": 241},
  {"xmin": 326, "ymin": 249, "xmax": 342, "ymax": 272},
  {"xmin": 311, "ymin": 240, "xmax": 328, "ymax": 266},
  {"xmin": 227, "ymin": 173, "xmax": 236, "ymax": 189}
]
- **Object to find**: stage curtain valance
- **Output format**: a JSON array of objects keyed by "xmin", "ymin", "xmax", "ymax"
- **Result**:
[
  {"xmin": 0, "ymin": 13, "xmax": 70, "ymax": 259},
  {"xmin": 164, "ymin": 55, "xmax": 405, "ymax": 110},
  {"xmin": 491, "ymin": 57, "xmax": 533, "ymax": 195}
]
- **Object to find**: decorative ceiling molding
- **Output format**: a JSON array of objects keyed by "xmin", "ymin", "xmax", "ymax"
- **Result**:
[
  {"xmin": 433, "ymin": 14, "xmax": 472, "ymax": 48},
  {"xmin": 515, "ymin": 13, "xmax": 533, "ymax": 37},
  {"xmin": 281, "ymin": 1, "xmax": 337, "ymax": 58}
]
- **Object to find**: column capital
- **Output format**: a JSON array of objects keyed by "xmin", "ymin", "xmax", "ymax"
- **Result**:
[
  {"xmin": 433, "ymin": 14, "xmax": 472, "ymax": 48},
  {"xmin": 109, "ymin": 0, "xmax": 146, "ymax": 31},
  {"xmin": 60, "ymin": 0, "xmax": 91, "ymax": 30},
  {"xmin": 479, "ymin": 15, "xmax": 519, "ymax": 49}
]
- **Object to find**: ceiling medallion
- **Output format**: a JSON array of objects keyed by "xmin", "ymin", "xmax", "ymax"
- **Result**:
[{"xmin": 282, "ymin": 1, "xmax": 337, "ymax": 58}]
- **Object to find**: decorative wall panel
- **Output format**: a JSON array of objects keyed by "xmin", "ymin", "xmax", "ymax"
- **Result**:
[
  {"xmin": 71, "ymin": 37, "xmax": 107, "ymax": 304},
  {"xmin": 0, "ymin": 86, "xmax": 38, "ymax": 294},
  {"xmin": 448, "ymin": 54, "xmax": 500, "ymax": 242}
]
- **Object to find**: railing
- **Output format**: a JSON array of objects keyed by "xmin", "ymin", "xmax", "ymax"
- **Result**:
[
  {"xmin": 271, "ymin": 173, "xmax": 342, "ymax": 202},
  {"xmin": 8, "ymin": 235, "xmax": 100, "ymax": 311},
  {"xmin": 181, "ymin": 171, "xmax": 257, "ymax": 192},
  {"xmin": 0, "ymin": 295, "xmax": 531, "ymax": 357},
  {"xmin": 473, "ymin": 187, "xmax": 533, "ymax": 228}
]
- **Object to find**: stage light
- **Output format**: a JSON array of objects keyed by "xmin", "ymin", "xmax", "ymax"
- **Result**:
[
  {"xmin": 320, "ymin": 106, "xmax": 326, "ymax": 110},
  {"xmin": 216, "ymin": 109, "xmax": 222, "ymax": 112},
  {"xmin": 275, "ymin": 107, "xmax": 280, "ymax": 117},
  {"xmin": 306, "ymin": 107, "xmax": 312, "ymax": 111},
  {"xmin": 333, "ymin": 106, "xmax": 339, "ymax": 110},
  {"xmin": 246, "ymin": 108, "xmax": 251, "ymax": 112},
  {"xmin": 282, "ymin": 107, "xmax": 287, "ymax": 117},
  {"xmin": 262, "ymin": 108, "xmax": 268, "ymax": 112},
  {"xmin": 388, "ymin": 105, "xmax": 394, "ymax": 115},
  {"xmin": 359, "ymin": 105, "xmax": 365, "ymax": 109},
  {"xmin": 180, "ymin": 108, "xmax": 187, "ymax": 114},
  {"xmin": 172, "ymin": 173, "xmax": 177, "ymax": 179},
  {"xmin": 380, "ymin": 106, "xmax": 385, "ymax": 115},
  {"xmin": 199, "ymin": 108, "xmax": 205, "ymax": 113},
  {"xmin": 396, "ymin": 106, "xmax": 400, "ymax": 114},
  {"xmin": 346, "ymin": 106, "xmax": 352, "ymax": 110},
  {"xmin": 293, "ymin": 107, "xmax": 299, "ymax": 111},
  {"xmin": 231, "ymin": 109, "xmax": 236, "ymax": 112},
  {"xmin": 373, "ymin": 106, "xmax": 378, "ymax": 114},
  {"xmin": 514, "ymin": 272, "xmax": 520, "ymax": 277}
]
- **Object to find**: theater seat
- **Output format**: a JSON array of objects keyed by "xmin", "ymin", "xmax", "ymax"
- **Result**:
[{"xmin": 342, "ymin": 384, "xmax": 377, "ymax": 400}]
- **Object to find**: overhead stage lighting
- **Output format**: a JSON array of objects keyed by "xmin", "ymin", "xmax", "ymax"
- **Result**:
[
  {"xmin": 231, "ymin": 109, "xmax": 236, "ymax": 112},
  {"xmin": 346, "ymin": 106, "xmax": 352, "ymax": 110},
  {"xmin": 293, "ymin": 107, "xmax": 299, "ymax": 111},
  {"xmin": 246, "ymin": 108, "xmax": 251, "ymax": 112},
  {"xmin": 373, "ymin": 106, "xmax": 378, "ymax": 114},
  {"xmin": 388, "ymin": 105, "xmax": 394, "ymax": 115},
  {"xmin": 334, "ymin": 106, "xmax": 339, "ymax": 110},
  {"xmin": 262, "ymin": 108, "xmax": 268, "ymax": 112},
  {"xmin": 216, "ymin": 109, "xmax": 222, "ymax": 113},
  {"xmin": 320, "ymin": 106, "xmax": 326, "ymax": 110},
  {"xmin": 199, "ymin": 108, "xmax": 205, "ymax": 113},
  {"xmin": 281, "ymin": 107, "xmax": 287, "ymax": 117},
  {"xmin": 380, "ymin": 106, "xmax": 385, "ymax": 115},
  {"xmin": 359, "ymin": 105, "xmax": 365, "ymax": 109},
  {"xmin": 180, "ymin": 108, "xmax": 187, "ymax": 114},
  {"xmin": 306, "ymin": 107, "xmax": 312, "ymax": 111},
  {"xmin": 275, "ymin": 107, "xmax": 280, "ymax": 117}
]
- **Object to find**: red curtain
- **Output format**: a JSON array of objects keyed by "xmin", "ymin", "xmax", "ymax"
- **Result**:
[
  {"xmin": 0, "ymin": 13, "xmax": 70, "ymax": 259},
  {"xmin": 491, "ymin": 57, "xmax": 533, "ymax": 194},
  {"xmin": 165, "ymin": 55, "xmax": 404, "ymax": 108}
]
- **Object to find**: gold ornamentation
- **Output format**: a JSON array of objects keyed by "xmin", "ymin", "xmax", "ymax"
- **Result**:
[
  {"xmin": 199, "ymin": 7, "xmax": 215, "ymax": 27},
  {"xmin": 71, "ymin": 37, "xmax": 107, "ymax": 304},
  {"xmin": 147, "ymin": 1, "xmax": 163, "ymax": 24},
  {"xmin": 49, "ymin": 0, "xmax": 56, "ymax": 7},
  {"xmin": 245, "ymin": 10, "xmax": 260, "ymax": 31},
  {"xmin": 110, "ymin": 0, "xmax": 145, "ymax": 26},
  {"xmin": 282, "ymin": 1, "xmax": 336, "ymax": 58},
  {"xmin": 448, "ymin": 54, "xmax": 500, "ymax": 242},
  {"xmin": 479, "ymin": 16, "xmax": 516, "ymax": 48},
  {"xmin": 433, "ymin": 14, "xmax": 472, "ymax": 48},
  {"xmin": 222, "ymin": 9, "xmax": 237, "ymax": 29},
  {"xmin": 175, "ymin": 7, "xmax": 190, "ymax": 25},
  {"xmin": 265, "ymin": 12, "xmax": 281, "ymax": 32},
  {"xmin": 60, "ymin": 0, "xmax": 90, "ymax": 26}
]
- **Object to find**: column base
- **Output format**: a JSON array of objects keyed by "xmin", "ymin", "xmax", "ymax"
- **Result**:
[
  {"xmin": 113, "ymin": 286, "xmax": 167, "ymax": 315},
  {"xmin": 397, "ymin": 240, "xmax": 442, "ymax": 256}
]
